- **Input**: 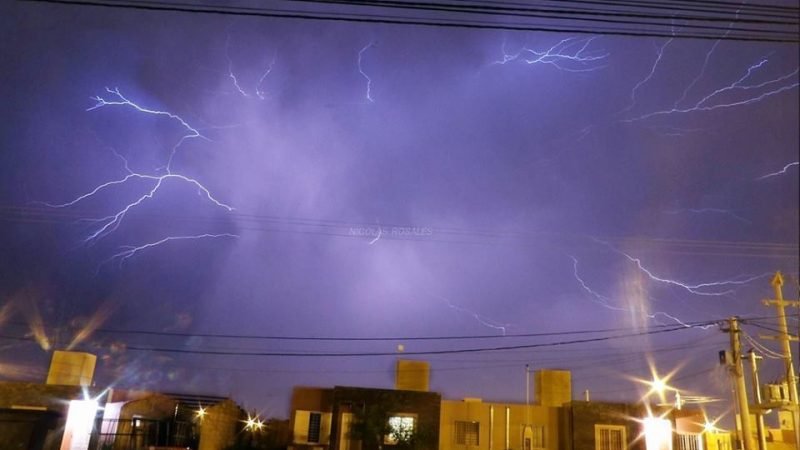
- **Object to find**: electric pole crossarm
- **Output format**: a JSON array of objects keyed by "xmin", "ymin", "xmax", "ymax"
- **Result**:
[{"xmin": 758, "ymin": 335, "xmax": 800, "ymax": 342}]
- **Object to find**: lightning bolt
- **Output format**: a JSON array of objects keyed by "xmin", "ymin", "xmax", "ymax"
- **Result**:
[
  {"xmin": 623, "ymin": 60, "xmax": 799, "ymax": 122},
  {"xmin": 358, "ymin": 42, "xmax": 376, "ymax": 103},
  {"xmin": 87, "ymin": 87, "xmax": 207, "ymax": 171},
  {"xmin": 42, "ymin": 151, "xmax": 233, "ymax": 243},
  {"xmin": 105, "ymin": 233, "xmax": 239, "ymax": 267},
  {"xmin": 256, "ymin": 53, "xmax": 277, "ymax": 100},
  {"xmin": 618, "ymin": 38, "xmax": 673, "ymax": 115},
  {"xmin": 491, "ymin": 36, "xmax": 608, "ymax": 72},
  {"xmin": 433, "ymin": 294, "xmax": 511, "ymax": 335},
  {"xmin": 570, "ymin": 256, "xmax": 707, "ymax": 328},
  {"xmin": 40, "ymin": 87, "xmax": 236, "ymax": 263},
  {"xmin": 756, "ymin": 161, "xmax": 799, "ymax": 180},
  {"xmin": 594, "ymin": 239, "xmax": 771, "ymax": 296},
  {"xmin": 226, "ymin": 35, "xmax": 249, "ymax": 98},
  {"xmin": 671, "ymin": 2, "xmax": 746, "ymax": 109}
]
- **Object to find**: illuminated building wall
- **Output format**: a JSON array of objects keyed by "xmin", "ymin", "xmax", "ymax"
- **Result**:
[
  {"xmin": 45, "ymin": 351, "xmax": 96, "ymax": 387},
  {"xmin": 534, "ymin": 370, "xmax": 571, "ymax": 408},
  {"xmin": 439, "ymin": 398, "xmax": 560, "ymax": 450},
  {"xmin": 395, "ymin": 359, "xmax": 430, "ymax": 392}
]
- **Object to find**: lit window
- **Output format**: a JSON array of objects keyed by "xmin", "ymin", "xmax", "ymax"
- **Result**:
[
  {"xmin": 386, "ymin": 414, "xmax": 416, "ymax": 444},
  {"xmin": 595, "ymin": 424, "xmax": 626, "ymax": 450},
  {"xmin": 455, "ymin": 421, "xmax": 479, "ymax": 446},
  {"xmin": 308, "ymin": 412, "xmax": 322, "ymax": 443}
]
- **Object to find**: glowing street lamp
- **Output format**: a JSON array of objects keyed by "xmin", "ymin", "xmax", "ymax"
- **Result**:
[{"xmin": 244, "ymin": 414, "xmax": 264, "ymax": 432}]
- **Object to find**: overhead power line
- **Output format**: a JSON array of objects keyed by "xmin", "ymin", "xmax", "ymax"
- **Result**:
[
  {"xmin": 111, "ymin": 324, "xmax": 705, "ymax": 357},
  {"xmin": 0, "ymin": 322, "xmax": 707, "ymax": 356},
  {"xmin": 4, "ymin": 318, "xmax": 716, "ymax": 341},
  {"xmin": 2, "ymin": 205, "xmax": 798, "ymax": 258},
  {"xmin": 21, "ymin": 0, "xmax": 800, "ymax": 43}
]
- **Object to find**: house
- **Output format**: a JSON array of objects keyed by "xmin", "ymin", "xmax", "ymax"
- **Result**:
[
  {"xmin": 287, "ymin": 360, "xmax": 736, "ymax": 450},
  {"xmin": 0, "ymin": 350, "xmax": 247, "ymax": 450}
]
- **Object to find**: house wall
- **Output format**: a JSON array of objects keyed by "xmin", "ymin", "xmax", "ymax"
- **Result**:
[
  {"xmin": 330, "ymin": 386, "xmax": 441, "ymax": 450},
  {"xmin": 440, "ymin": 399, "xmax": 560, "ymax": 450},
  {"xmin": 0, "ymin": 382, "xmax": 91, "ymax": 450},
  {"xmin": 560, "ymin": 401, "xmax": 646, "ymax": 450},
  {"xmin": 289, "ymin": 387, "xmax": 335, "ymax": 450}
]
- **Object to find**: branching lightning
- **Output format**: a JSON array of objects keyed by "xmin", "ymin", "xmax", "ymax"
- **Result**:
[
  {"xmin": 87, "ymin": 87, "xmax": 207, "ymax": 170},
  {"xmin": 433, "ymin": 294, "xmax": 511, "ymax": 335},
  {"xmin": 358, "ymin": 42, "xmax": 376, "ymax": 103},
  {"xmin": 672, "ymin": 39, "xmax": 725, "ymax": 109},
  {"xmin": 43, "ymin": 150, "xmax": 233, "ymax": 243},
  {"xmin": 756, "ymin": 161, "xmax": 799, "ymax": 180},
  {"xmin": 491, "ymin": 36, "xmax": 608, "ymax": 72},
  {"xmin": 41, "ymin": 87, "xmax": 236, "ymax": 262},
  {"xmin": 671, "ymin": 2, "xmax": 744, "ymax": 110},
  {"xmin": 594, "ymin": 239, "xmax": 771, "ymax": 296},
  {"xmin": 106, "ymin": 233, "xmax": 239, "ymax": 266},
  {"xmin": 570, "ymin": 256, "xmax": 704, "ymax": 328},
  {"xmin": 623, "ymin": 58, "xmax": 799, "ymax": 122},
  {"xmin": 618, "ymin": 38, "xmax": 673, "ymax": 115}
]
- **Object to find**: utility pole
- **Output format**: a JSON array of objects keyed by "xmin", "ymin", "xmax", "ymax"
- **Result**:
[
  {"xmin": 748, "ymin": 350, "xmax": 767, "ymax": 450},
  {"xmin": 723, "ymin": 317, "xmax": 756, "ymax": 450},
  {"xmin": 761, "ymin": 272, "xmax": 800, "ymax": 449}
]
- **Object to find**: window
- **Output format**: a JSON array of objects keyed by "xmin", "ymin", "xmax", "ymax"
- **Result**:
[
  {"xmin": 523, "ymin": 425, "xmax": 545, "ymax": 449},
  {"xmin": 455, "ymin": 421, "xmax": 480, "ymax": 446},
  {"xmin": 677, "ymin": 433, "xmax": 700, "ymax": 450},
  {"xmin": 386, "ymin": 414, "xmax": 416, "ymax": 444},
  {"xmin": 595, "ymin": 424, "xmax": 626, "ymax": 450},
  {"xmin": 308, "ymin": 412, "xmax": 322, "ymax": 443}
]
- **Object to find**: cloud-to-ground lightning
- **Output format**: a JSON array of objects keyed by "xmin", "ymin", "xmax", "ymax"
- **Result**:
[
  {"xmin": 569, "ymin": 256, "xmax": 703, "ymax": 328},
  {"xmin": 756, "ymin": 161, "xmax": 799, "ymax": 180},
  {"xmin": 594, "ymin": 239, "xmax": 771, "ymax": 296},
  {"xmin": 433, "ymin": 294, "xmax": 511, "ymax": 335},
  {"xmin": 491, "ymin": 36, "xmax": 608, "ymax": 72},
  {"xmin": 358, "ymin": 42, "xmax": 376, "ymax": 103},
  {"xmin": 105, "ymin": 233, "xmax": 239, "ymax": 267},
  {"xmin": 41, "ymin": 87, "xmax": 236, "ymax": 262}
]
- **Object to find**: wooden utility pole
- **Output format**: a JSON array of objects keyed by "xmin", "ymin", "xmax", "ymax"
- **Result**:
[
  {"xmin": 724, "ymin": 317, "xmax": 756, "ymax": 450},
  {"xmin": 761, "ymin": 272, "xmax": 800, "ymax": 449}
]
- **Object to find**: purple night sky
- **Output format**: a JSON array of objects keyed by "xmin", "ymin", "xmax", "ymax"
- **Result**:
[{"xmin": 1, "ymin": 1, "xmax": 798, "ymax": 420}]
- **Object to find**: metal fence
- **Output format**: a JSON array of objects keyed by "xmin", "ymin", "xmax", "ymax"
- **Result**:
[{"xmin": 91, "ymin": 418, "xmax": 198, "ymax": 450}]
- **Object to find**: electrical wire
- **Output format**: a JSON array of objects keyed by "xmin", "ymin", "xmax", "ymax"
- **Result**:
[{"xmin": 20, "ymin": 0, "xmax": 800, "ymax": 43}]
